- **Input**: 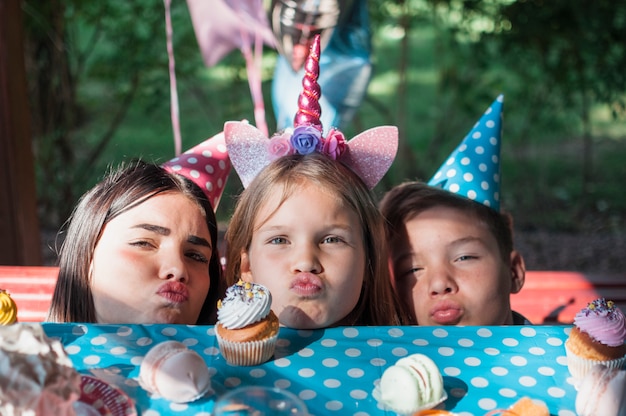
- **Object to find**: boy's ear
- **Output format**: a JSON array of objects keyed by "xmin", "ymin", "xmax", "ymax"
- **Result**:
[
  {"xmin": 240, "ymin": 250, "xmax": 253, "ymax": 282},
  {"xmin": 509, "ymin": 250, "xmax": 526, "ymax": 294}
]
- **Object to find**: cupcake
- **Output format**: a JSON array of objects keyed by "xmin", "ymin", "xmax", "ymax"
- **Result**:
[
  {"xmin": 565, "ymin": 298, "xmax": 626, "ymax": 382},
  {"xmin": 0, "ymin": 289, "xmax": 18, "ymax": 325},
  {"xmin": 215, "ymin": 280, "xmax": 279, "ymax": 366}
]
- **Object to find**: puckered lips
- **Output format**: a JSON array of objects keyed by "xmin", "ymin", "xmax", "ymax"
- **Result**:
[
  {"xmin": 430, "ymin": 300, "xmax": 463, "ymax": 325},
  {"xmin": 291, "ymin": 273, "xmax": 324, "ymax": 298},
  {"xmin": 157, "ymin": 281, "xmax": 190, "ymax": 304}
]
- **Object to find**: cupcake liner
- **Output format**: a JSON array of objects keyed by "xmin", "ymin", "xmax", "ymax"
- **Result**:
[
  {"xmin": 565, "ymin": 343, "xmax": 626, "ymax": 383},
  {"xmin": 215, "ymin": 331, "xmax": 278, "ymax": 366}
]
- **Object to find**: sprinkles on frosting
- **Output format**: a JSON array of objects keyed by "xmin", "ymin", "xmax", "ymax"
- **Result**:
[
  {"xmin": 217, "ymin": 279, "xmax": 268, "ymax": 310},
  {"xmin": 582, "ymin": 298, "xmax": 619, "ymax": 319}
]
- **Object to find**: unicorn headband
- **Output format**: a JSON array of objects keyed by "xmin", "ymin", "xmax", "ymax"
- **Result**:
[
  {"xmin": 428, "ymin": 94, "xmax": 504, "ymax": 211},
  {"xmin": 162, "ymin": 132, "xmax": 231, "ymax": 211},
  {"xmin": 224, "ymin": 34, "xmax": 398, "ymax": 190}
]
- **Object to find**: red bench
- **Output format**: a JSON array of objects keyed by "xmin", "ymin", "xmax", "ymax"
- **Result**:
[{"xmin": 0, "ymin": 266, "xmax": 624, "ymax": 324}]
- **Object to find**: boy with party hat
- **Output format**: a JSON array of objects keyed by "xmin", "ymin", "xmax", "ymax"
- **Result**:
[{"xmin": 380, "ymin": 95, "xmax": 530, "ymax": 326}]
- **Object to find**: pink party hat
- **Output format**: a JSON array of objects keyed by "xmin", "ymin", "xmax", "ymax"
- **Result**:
[
  {"xmin": 428, "ymin": 95, "xmax": 504, "ymax": 211},
  {"xmin": 163, "ymin": 132, "xmax": 231, "ymax": 210},
  {"xmin": 224, "ymin": 34, "xmax": 398, "ymax": 189}
]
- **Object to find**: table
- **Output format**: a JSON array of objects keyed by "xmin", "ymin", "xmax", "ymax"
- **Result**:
[{"xmin": 41, "ymin": 324, "xmax": 578, "ymax": 416}]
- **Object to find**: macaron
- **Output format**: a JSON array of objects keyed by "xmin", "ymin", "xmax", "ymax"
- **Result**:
[
  {"xmin": 378, "ymin": 353, "xmax": 445, "ymax": 414},
  {"xmin": 576, "ymin": 364, "xmax": 626, "ymax": 416},
  {"xmin": 139, "ymin": 341, "xmax": 211, "ymax": 403}
]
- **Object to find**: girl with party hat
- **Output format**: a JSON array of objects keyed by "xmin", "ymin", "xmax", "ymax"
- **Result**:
[
  {"xmin": 223, "ymin": 35, "xmax": 410, "ymax": 329},
  {"xmin": 380, "ymin": 96, "xmax": 530, "ymax": 326},
  {"xmin": 47, "ymin": 135, "xmax": 230, "ymax": 324}
]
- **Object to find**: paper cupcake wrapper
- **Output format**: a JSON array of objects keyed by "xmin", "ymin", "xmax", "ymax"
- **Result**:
[
  {"xmin": 215, "ymin": 331, "xmax": 278, "ymax": 366},
  {"xmin": 565, "ymin": 343, "xmax": 626, "ymax": 383}
]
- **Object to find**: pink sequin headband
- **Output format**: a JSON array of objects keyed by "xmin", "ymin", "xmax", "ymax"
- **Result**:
[{"xmin": 224, "ymin": 34, "xmax": 398, "ymax": 190}]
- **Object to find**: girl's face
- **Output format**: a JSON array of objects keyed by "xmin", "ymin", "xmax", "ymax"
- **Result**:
[
  {"xmin": 391, "ymin": 206, "xmax": 524, "ymax": 326},
  {"xmin": 90, "ymin": 192, "xmax": 212, "ymax": 324},
  {"xmin": 241, "ymin": 182, "xmax": 365, "ymax": 329}
]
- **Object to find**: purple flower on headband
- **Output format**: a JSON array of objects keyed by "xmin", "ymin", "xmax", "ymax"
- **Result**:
[
  {"xmin": 267, "ymin": 132, "xmax": 296, "ymax": 160},
  {"xmin": 322, "ymin": 129, "xmax": 347, "ymax": 160},
  {"xmin": 291, "ymin": 125, "xmax": 322, "ymax": 155}
]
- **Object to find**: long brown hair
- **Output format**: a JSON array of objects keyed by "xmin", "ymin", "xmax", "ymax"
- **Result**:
[
  {"xmin": 47, "ymin": 160, "xmax": 224, "ymax": 324},
  {"xmin": 225, "ymin": 153, "xmax": 409, "ymax": 326}
]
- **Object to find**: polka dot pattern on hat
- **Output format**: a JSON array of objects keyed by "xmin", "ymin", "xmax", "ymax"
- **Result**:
[{"xmin": 428, "ymin": 95, "xmax": 503, "ymax": 211}]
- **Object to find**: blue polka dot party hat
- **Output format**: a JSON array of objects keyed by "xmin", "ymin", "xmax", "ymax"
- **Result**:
[{"xmin": 428, "ymin": 94, "xmax": 504, "ymax": 211}]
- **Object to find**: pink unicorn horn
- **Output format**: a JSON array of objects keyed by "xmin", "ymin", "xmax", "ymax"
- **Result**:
[{"xmin": 293, "ymin": 34, "xmax": 322, "ymax": 132}]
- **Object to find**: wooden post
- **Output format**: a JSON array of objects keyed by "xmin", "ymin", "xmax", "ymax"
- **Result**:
[{"xmin": 0, "ymin": 0, "xmax": 42, "ymax": 265}]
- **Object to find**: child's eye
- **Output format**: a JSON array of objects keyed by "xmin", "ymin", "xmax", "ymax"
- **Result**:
[
  {"xmin": 187, "ymin": 251, "xmax": 209, "ymax": 264},
  {"xmin": 322, "ymin": 236, "xmax": 344, "ymax": 244},
  {"xmin": 269, "ymin": 237, "xmax": 288, "ymax": 245},
  {"xmin": 457, "ymin": 255, "xmax": 478, "ymax": 262}
]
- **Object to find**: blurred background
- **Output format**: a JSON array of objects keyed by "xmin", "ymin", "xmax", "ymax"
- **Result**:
[{"xmin": 2, "ymin": 0, "xmax": 625, "ymax": 273}]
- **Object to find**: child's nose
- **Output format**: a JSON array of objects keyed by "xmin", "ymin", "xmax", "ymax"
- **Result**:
[
  {"xmin": 427, "ymin": 267, "xmax": 458, "ymax": 296},
  {"xmin": 291, "ymin": 244, "xmax": 321, "ymax": 274}
]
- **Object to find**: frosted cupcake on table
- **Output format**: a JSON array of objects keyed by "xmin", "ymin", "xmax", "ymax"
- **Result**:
[
  {"xmin": 565, "ymin": 298, "xmax": 626, "ymax": 382},
  {"xmin": 215, "ymin": 280, "xmax": 279, "ymax": 366}
]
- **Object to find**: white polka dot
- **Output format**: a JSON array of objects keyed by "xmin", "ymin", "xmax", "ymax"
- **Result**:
[
  {"xmin": 347, "ymin": 368, "xmax": 365, "ymax": 378},
  {"xmin": 464, "ymin": 357, "xmax": 481, "ymax": 366},
  {"xmin": 325, "ymin": 401, "xmax": 343, "ymax": 411},
  {"xmin": 477, "ymin": 328, "xmax": 493, "ymax": 337},
  {"xmin": 412, "ymin": 339, "xmax": 429, "ymax": 346},
  {"xmin": 450, "ymin": 184, "xmax": 460, "ymax": 193},
  {"xmin": 367, "ymin": 338, "xmax": 383, "ymax": 347},
  {"xmin": 484, "ymin": 347, "xmax": 500, "ymax": 355},
  {"xmin": 370, "ymin": 358, "xmax": 386, "ymax": 367},
  {"xmin": 503, "ymin": 338, "xmax": 519, "ymax": 347},
  {"xmin": 511, "ymin": 356, "xmax": 528, "ymax": 366},
  {"xmin": 204, "ymin": 346, "xmax": 219, "ymax": 356},
  {"xmin": 388, "ymin": 328, "xmax": 404, "ymax": 338},
  {"xmin": 438, "ymin": 347, "xmax": 455, "ymax": 356},
  {"xmin": 170, "ymin": 165, "xmax": 182, "ymax": 171},
  {"xmin": 116, "ymin": 326, "xmax": 132, "ymax": 336},
  {"xmin": 556, "ymin": 355, "xmax": 568, "ymax": 366},
  {"xmin": 143, "ymin": 411, "xmax": 160, "ymax": 416},
  {"xmin": 274, "ymin": 358, "xmax": 291, "ymax": 367},
  {"xmin": 343, "ymin": 327, "xmax": 359, "ymax": 338},
  {"xmin": 161, "ymin": 327, "xmax": 177, "ymax": 336},
  {"xmin": 188, "ymin": 157, "xmax": 198, "ymax": 164},
  {"xmin": 519, "ymin": 376, "xmax": 537, "ymax": 387},
  {"xmin": 323, "ymin": 358, "xmax": 339, "ymax": 368},
  {"xmin": 248, "ymin": 369, "xmax": 265, "ymax": 378},
  {"xmin": 298, "ymin": 368, "xmax": 315, "ymax": 378},
  {"xmin": 486, "ymin": 120, "xmax": 495, "ymax": 128},
  {"xmin": 83, "ymin": 355, "xmax": 101, "ymax": 365},
  {"xmin": 298, "ymin": 348, "xmax": 314, "ymax": 357},
  {"xmin": 490, "ymin": 136, "xmax": 498, "ymax": 145},
  {"xmin": 461, "ymin": 157, "xmax": 470, "ymax": 165},
  {"xmin": 481, "ymin": 181, "xmax": 489, "ymax": 190},
  {"xmin": 201, "ymin": 150, "xmax": 213, "ymax": 158},
  {"xmin": 475, "ymin": 146, "xmax": 485, "ymax": 154},
  {"xmin": 392, "ymin": 347, "xmax": 408, "ymax": 357},
  {"xmin": 446, "ymin": 169, "xmax": 457, "ymax": 178},
  {"xmin": 548, "ymin": 387, "xmax": 566, "ymax": 398},
  {"xmin": 130, "ymin": 356, "xmax": 142, "ymax": 366},
  {"xmin": 538, "ymin": 366, "xmax": 555, "ymax": 376},
  {"xmin": 478, "ymin": 398, "xmax": 497, "ymax": 410},
  {"xmin": 446, "ymin": 157, "xmax": 455, "ymax": 166},
  {"xmin": 324, "ymin": 379, "xmax": 341, "ymax": 388},
  {"xmin": 499, "ymin": 388, "xmax": 517, "ymax": 398},
  {"xmin": 472, "ymin": 132, "xmax": 482, "ymax": 139},
  {"xmin": 479, "ymin": 163, "xmax": 488, "ymax": 172},
  {"xmin": 444, "ymin": 367, "xmax": 461, "ymax": 377},
  {"xmin": 224, "ymin": 377, "xmax": 242, "ymax": 388},
  {"xmin": 450, "ymin": 388, "xmax": 466, "ymax": 399},
  {"xmin": 65, "ymin": 345, "xmax": 80, "ymax": 355},
  {"xmin": 299, "ymin": 389, "xmax": 316, "ymax": 400},
  {"xmin": 467, "ymin": 190, "xmax": 477, "ymax": 200},
  {"xmin": 492, "ymin": 155, "xmax": 499, "ymax": 163},
  {"xmin": 559, "ymin": 411, "xmax": 577, "ymax": 416},
  {"xmin": 91, "ymin": 336, "xmax": 107, "ymax": 346},
  {"xmin": 110, "ymin": 346, "xmax": 126, "ymax": 355},
  {"xmin": 345, "ymin": 348, "xmax": 361, "ymax": 357},
  {"xmin": 217, "ymin": 144, "xmax": 227, "ymax": 153},
  {"xmin": 321, "ymin": 339, "xmax": 337, "ymax": 347},
  {"xmin": 433, "ymin": 172, "xmax": 442, "ymax": 180},
  {"xmin": 275, "ymin": 379, "xmax": 291, "ymax": 389},
  {"xmin": 458, "ymin": 338, "xmax": 474, "ymax": 347},
  {"xmin": 432, "ymin": 328, "xmax": 448, "ymax": 338},
  {"xmin": 547, "ymin": 337, "xmax": 563, "ymax": 346},
  {"xmin": 471, "ymin": 377, "xmax": 489, "ymax": 388},
  {"xmin": 459, "ymin": 144, "xmax": 467, "ymax": 152},
  {"xmin": 463, "ymin": 173, "xmax": 473, "ymax": 182},
  {"xmin": 190, "ymin": 169, "xmax": 200, "ymax": 179},
  {"xmin": 350, "ymin": 389, "xmax": 368, "ymax": 400},
  {"xmin": 491, "ymin": 367, "xmax": 508, "ymax": 376},
  {"xmin": 529, "ymin": 347, "xmax": 546, "ymax": 355},
  {"xmin": 218, "ymin": 160, "xmax": 227, "ymax": 169},
  {"xmin": 205, "ymin": 165, "xmax": 215, "ymax": 174}
]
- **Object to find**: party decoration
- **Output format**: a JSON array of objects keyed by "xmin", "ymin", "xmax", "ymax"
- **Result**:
[
  {"xmin": 428, "ymin": 95, "xmax": 504, "ymax": 211},
  {"xmin": 162, "ymin": 132, "xmax": 231, "ymax": 210},
  {"xmin": 225, "ymin": 35, "xmax": 397, "ymax": 190}
]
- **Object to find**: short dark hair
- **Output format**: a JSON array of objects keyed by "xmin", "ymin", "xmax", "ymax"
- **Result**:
[
  {"xmin": 380, "ymin": 181, "xmax": 515, "ymax": 261},
  {"xmin": 47, "ymin": 160, "xmax": 224, "ymax": 324}
]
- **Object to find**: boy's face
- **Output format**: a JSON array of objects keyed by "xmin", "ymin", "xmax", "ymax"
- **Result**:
[
  {"xmin": 390, "ymin": 206, "xmax": 524, "ymax": 326},
  {"xmin": 241, "ymin": 182, "xmax": 365, "ymax": 329}
]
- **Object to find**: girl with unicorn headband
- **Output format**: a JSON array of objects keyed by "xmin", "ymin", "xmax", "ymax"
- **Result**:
[{"xmin": 223, "ymin": 35, "xmax": 410, "ymax": 329}]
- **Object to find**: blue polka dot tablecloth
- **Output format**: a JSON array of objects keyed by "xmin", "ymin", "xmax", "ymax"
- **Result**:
[{"xmin": 41, "ymin": 324, "xmax": 578, "ymax": 416}]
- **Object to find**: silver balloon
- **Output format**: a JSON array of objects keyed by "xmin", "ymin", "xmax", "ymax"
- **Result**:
[{"xmin": 269, "ymin": 0, "xmax": 355, "ymax": 71}]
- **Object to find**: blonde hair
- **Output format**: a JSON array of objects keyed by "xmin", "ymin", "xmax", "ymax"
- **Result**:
[{"xmin": 225, "ymin": 153, "xmax": 408, "ymax": 326}]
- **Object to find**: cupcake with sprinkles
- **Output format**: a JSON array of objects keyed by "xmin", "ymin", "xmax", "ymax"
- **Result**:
[
  {"xmin": 565, "ymin": 298, "xmax": 626, "ymax": 382},
  {"xmin": 214, "ymin": 280, "xmax": 279, "ymax": 366}
]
